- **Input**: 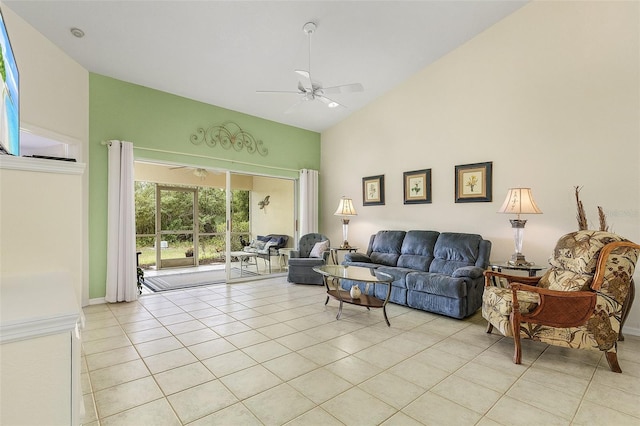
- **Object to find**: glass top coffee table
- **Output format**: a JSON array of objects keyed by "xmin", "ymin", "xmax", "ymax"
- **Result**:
[{"xmin": 313, "ymin": 265, "xmax": 394, "ymax": 326}]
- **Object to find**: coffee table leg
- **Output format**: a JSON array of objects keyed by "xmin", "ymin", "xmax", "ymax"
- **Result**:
[
  {"xmin": 336, "ymin": 300, "xmax": 343, "ymax": 320},
  {"xmin": 383, "ymin": 306, "xmax": 390, "ymax": 327}
]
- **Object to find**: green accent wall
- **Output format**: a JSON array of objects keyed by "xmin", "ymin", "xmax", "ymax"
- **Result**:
[{"xmin": 89, "ymin": 74, "xmax": 320, "ymax": 299}]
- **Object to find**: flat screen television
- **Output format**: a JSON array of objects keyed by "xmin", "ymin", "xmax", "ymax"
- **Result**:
[{"xmin": 0, "ymin": 7, "xmax": 19, "ymax": 156}]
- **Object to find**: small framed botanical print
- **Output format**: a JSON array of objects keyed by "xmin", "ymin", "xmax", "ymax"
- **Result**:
[
  {"xmin": 362, "ymin": 174, "xmax": 385, "ymax": 206},
  {"xmin": 403, "ymin": 169, "xmax": 432, "ymax": 204},
  {"xmin": 455, "ymin": 162, "xmax": 492, "ymax": 203}
]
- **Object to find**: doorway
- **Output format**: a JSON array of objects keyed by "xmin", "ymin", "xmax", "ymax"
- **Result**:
[{"xmin": 134, "ymin": 162, "xmax": 295, "ymax": 290}]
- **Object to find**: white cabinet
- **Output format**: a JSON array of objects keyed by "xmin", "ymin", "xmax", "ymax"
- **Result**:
[{"xmin": 0, "ymin": 272, "xmax": 83, "ymax": 425}]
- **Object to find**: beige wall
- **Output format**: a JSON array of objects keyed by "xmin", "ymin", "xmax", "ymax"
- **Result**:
[
  {"xmin": 1, "ymin": 6, "xmax": 89, "ymax": 303},
  {"xmin": 4, "ymin": 6, "xmax": 88, "ymax": 150},
  {"xmin": 321, "ymin": 2, "xmax": 640, "ymax": 332},
  {"xmin": 250, "ymin": 176, "xmax": 295, "ymax": 247}
]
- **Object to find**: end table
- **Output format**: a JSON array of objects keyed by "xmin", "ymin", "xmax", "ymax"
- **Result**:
[
  {"xmin": 489, "ymin": 262, "xmax": 545, "ymax": 277},
  {"xmin": 329, "ymin": 247, "xmax": 359, "ymax": 265}
]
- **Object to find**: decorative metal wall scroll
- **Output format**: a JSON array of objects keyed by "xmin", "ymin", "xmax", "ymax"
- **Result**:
[{"xmin": 190, "ymin": 121, "xmax": 268, "ymax": 156}]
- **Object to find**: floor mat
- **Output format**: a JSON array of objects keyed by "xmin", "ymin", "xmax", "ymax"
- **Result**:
[{"xmin": 143, "ymin": 268, "xmax": 258, "ymax": 292}]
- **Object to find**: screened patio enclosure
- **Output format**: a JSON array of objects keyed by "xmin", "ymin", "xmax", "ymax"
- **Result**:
[{"xmin": 134, "ymin": 161, "xmax": 295, "ymax": 287}]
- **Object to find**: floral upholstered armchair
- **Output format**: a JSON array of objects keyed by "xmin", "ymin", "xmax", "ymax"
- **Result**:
[{"xmin": 483, "ymin": 230, "xmax": 640, "ymax": 373}]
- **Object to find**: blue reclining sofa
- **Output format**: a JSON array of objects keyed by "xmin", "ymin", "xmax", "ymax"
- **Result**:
[{"xmin": 342, "ymin": 230, "xmax": 491, "ymax": 319}]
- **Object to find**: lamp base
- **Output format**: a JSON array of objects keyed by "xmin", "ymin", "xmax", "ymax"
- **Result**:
[
  {"xmin": 340, "ymin": 241, "xmax": 351, "ymax": 249},
  {"xmin": 508, "ymin": 253, "xmax": 533, "ymax": 266}
]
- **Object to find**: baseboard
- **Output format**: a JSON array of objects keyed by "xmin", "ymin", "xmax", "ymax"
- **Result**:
[
  {"xmin": 623, "ymin": 325, "xmax": 640, "ymax": 337},
  {"xmin": 88, "ymin": 297, "xmax": 106, "ymax": 305}
]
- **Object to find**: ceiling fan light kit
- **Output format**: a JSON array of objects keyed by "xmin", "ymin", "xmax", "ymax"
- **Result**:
[{"xmin": 257, "ymin": 21, "xmax": 364, "ymax": 113}]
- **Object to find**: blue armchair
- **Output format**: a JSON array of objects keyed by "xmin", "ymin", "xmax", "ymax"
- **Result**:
[{"xmin": 287, "ymin": 233, "xmax": 330, "ymax": 285}]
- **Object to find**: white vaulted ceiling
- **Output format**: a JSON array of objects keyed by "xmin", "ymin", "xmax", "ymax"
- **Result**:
[{"xmin": 5, "ymin": 1, "xmax": 527, "ymax": 132}]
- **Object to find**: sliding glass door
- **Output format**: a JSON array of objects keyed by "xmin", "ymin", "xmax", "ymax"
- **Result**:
[
  {"xmin": 197, "ymin": 186, "xmax": 227, "ymax": 267},
  {"xmin": 156, "ymin": 186, "xmax": 197, "ymax": 269},
  {"xmin": 225, "ymin": 172, "xmax": 296, "ymax": 281},
  {"xmin": 134, "ymin": 162, "xmax": 296, "ymax": 285}
]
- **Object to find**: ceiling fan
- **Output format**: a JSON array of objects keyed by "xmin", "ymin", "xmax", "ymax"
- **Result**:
[
  {"xmin": 257, "ymin": 22, "xmax": 364, "ymax": 113},
  {"xmin": 170, "ymin": 166, "xmax": 209, "ymax": 179}
]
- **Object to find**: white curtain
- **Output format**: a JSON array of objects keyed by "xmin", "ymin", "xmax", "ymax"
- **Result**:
[
  {"xmin": 299, "ymin": 169, "xmax": 319, "ymax": 236},
  {"xmin": 105, "ymin": 140, "xmax": 137, "ymax": 302}
]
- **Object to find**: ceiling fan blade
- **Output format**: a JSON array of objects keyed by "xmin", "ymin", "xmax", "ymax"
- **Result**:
[
  {"xmin": 318, "ymin": 95, "xmax": 346, "ymax": 109},
  {"xmin": 322, "ymin": 83, "xmax": 364, "ymax": 94},
  {"xmin": 284, "ymin": 98, "xmax": 305, "ymax": 114},
  {"xmin": 256, "ymin": 90, "xmax": 302, "ymax": 94}
]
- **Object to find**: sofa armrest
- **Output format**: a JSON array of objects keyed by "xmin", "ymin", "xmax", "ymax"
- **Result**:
[
  {"xmin": 289, "ymin": 250, "xmax": 301, "ymax": 259},
  {"xmin": 452, "ymin": 266, "xmax": 485, "ymax": 279},
  {"xmin": 344, "ymin": 252, "xmax": 372, "ymax": 263}
]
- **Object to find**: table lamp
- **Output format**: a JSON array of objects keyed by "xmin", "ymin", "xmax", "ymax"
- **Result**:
[
  {"xmin": 498, "ymin": 188, "xmax": 542, "ymax": 266},
  {"xmin": 334, "ymin": 196, "xmax": 357, "ymax": 248}
]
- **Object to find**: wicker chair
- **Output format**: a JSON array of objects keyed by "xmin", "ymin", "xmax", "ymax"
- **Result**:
[{"xmin": 483, "ymin": 230, "xmax": 640, "ymax": 373}]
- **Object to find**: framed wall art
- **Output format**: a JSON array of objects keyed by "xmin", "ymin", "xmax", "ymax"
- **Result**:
[
  {"xmin": 362, "ymin": 174, "xmax": 385, "ymax": 206},
  {"xmin": 455, "ymin": 161, "xmax": 492, "ymax": 203},
  {"xmin": 403, "ymin": 169, "xmax": 432, "ymax": 204}
]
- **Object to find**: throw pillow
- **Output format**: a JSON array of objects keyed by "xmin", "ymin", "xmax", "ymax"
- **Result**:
[
  {"xmin": 268, "ymin": 237, "xmax": 280, "ymax": 246},
  {"xmin": 310, "ymin": 240, "xmax": 329, "ymax": 258},
  {"xmin": 252, "ymin": 240, "xmax": 266, "ymax": 251}
]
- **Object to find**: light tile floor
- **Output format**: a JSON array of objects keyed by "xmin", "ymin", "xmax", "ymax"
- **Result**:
[{"xmin": 82, "ymin": 277, "xmax": 640, "ymax": 425}]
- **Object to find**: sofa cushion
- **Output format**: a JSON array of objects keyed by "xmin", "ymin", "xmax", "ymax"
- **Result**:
[
  {"xmin": 288, "ymin": 257, "xmax": 326, "ymax": 267},
  {"xmin": 397, "ymin": 230, "xmax": 439, "ymax": 272},
  {"xmin": 344, "ymin": 252, "xmax": 372, "ymax": 263},
  {"xmin": 377, "ymin": 266, "xmax": 415, "ymax": 289},
  {"xmin": 538, "ymin": 269, "xmax": 593, "ymax": 292},
  {"xmin": 406, "ymin": 272, "xmax": 467, "ymax": 299},
  {"xmin": 369, "ymin": 231, "xmax": 406, "ymax": 266},
  {"xmin": 429, "ymin": 232, "xmax": 484, "ymax": 276}
]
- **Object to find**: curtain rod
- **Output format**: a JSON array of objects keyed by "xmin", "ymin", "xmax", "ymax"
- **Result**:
[{"xmin": 100, "ymin": 141, "xmax": 300, "ymax": 173}]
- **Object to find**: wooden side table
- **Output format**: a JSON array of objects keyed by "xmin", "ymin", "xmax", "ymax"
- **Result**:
[{"xmin": 329, "ymin": 247, "xmax": 359, "ymax": 265}]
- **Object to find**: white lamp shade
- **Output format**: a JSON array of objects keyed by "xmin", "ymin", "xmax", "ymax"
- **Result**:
[
  {"xmin": 334, "ymin": 197, "xmax": 357, "ymax": 216},
  {"xmin": 498, "ymin": 188, "xmax": 542, "ymax": 215}
]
